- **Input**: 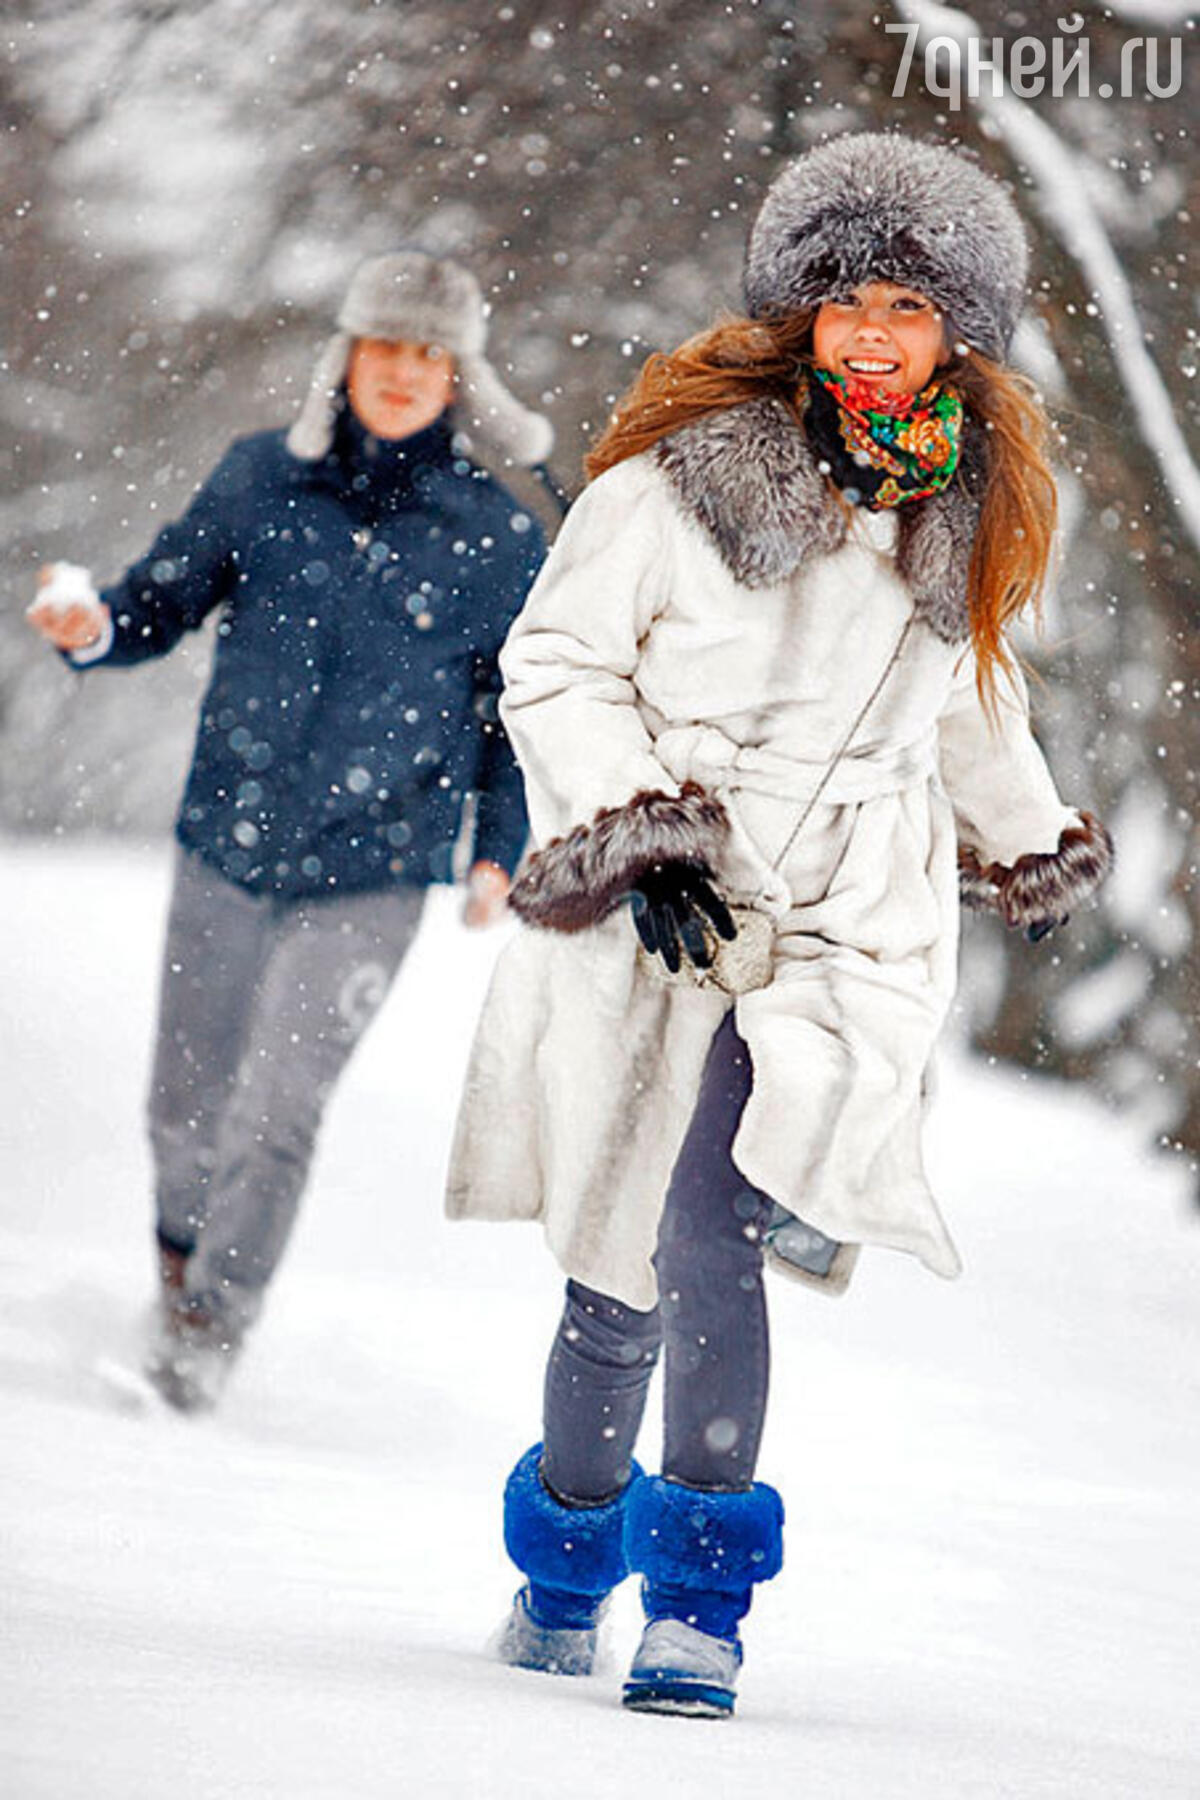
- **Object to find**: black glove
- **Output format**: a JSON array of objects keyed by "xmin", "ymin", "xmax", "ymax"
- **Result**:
[
  {"xmin": 1025, "ymin": 914, "xmax": 1068, "ymax": 944},
  {"xmin": 629, "ymin": 861, "xmax": 737, "ymax": 974}
]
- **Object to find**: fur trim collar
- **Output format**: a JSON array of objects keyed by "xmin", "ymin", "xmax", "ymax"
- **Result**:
[{"xmin": 656, "ymin": 396, "xmax": 982, "ymax": 644}]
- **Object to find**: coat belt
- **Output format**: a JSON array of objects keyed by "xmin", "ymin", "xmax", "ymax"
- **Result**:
[{"xmin": 653, "ymin": 723, "xmax": 939, "ymax": 808}]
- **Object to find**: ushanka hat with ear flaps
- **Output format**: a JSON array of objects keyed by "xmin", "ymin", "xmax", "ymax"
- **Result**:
[
  {"xmin": 744, "ymin": 133, "xmax": 1029, "ymax": 361},
  {"xmin": 287, "ymin": 250, "xmax": 554, "ymax": 467}
]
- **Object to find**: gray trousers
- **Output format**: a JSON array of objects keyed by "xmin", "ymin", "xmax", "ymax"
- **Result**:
[
  {"xmin": 149, "ymin": 849, "xmax": 426, "ymax": 1325},
  {"xmin": 541, "ymin": 1012, "xmax": 775, "ymax": 1501}
]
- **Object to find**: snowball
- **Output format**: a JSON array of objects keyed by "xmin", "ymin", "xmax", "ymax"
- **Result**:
[{"xmin": 27, "ymin": 561, "xmax": 101, "ymax": 617}]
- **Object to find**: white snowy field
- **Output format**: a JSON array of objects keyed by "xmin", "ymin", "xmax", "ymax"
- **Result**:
[{"xmin": 2, "ymin": 840, "xmax": 1198, "ymax": 1800}]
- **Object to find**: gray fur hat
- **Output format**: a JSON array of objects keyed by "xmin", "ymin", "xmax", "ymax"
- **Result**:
[
  {"xmin": 744, "ymin": 133, "xmax": 1028, "ymax": 360},
  {"xmin": 287, "ymin": 251, "xmax": 553, "ymax": 466}
]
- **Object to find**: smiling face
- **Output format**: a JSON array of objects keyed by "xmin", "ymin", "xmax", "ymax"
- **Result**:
[
  {"xmin": 346, "ymin": 337, "xmax": 456, "ymax": 439},
  {"xmin": 811, "ymin": 281, "xmax": 949, "ymax": 398}
]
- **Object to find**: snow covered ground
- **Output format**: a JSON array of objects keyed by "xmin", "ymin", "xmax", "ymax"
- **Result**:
[{"xmin": 3, "ymin": 840, "xmax": 1198, "ymax": 1800}]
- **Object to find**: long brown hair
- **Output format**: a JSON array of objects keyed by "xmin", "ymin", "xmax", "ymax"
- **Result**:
[{"xmin": 585, "ymin": 312, "xmax": 1057, "ymax": 710}]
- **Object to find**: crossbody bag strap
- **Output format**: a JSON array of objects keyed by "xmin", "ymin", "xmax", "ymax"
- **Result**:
[{"xmin": 769, "ymin": 614, "xmax": 915, "ymax": 875}]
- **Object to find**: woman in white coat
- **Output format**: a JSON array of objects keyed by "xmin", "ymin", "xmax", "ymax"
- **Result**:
[{"xmin": 448, "ymin": 133, "xmax": 1113, "ymax": 1717}]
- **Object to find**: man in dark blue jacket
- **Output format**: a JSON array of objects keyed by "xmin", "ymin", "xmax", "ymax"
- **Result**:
[{"xmin": 29, "ymin": 253, "xmax": 549, "ymax": 1410}]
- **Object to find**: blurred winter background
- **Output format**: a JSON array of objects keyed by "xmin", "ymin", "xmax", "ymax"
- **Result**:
[
  {"xmin": 4, "ymin": 5, "xmax": 1200, "ymax": 1796},
  {"xmin": 3, "ymin": 0, "xmax": 1199, "ymax": 1185}
]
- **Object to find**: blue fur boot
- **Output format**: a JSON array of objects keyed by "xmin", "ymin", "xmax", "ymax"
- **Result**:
[
  {"xmin": 494, "ymin": 1444, "xmax": 639, "ymax": 1677},
  {"xmin": 622, "ymin": 1474, "xmax": 785, "ymax": 1718}
]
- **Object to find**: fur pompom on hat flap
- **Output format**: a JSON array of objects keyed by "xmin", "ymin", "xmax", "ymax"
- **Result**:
[
  {"xmin": 287, "ymin": 250, "xmax": 553, "ymax": 468},
  {"xmin": 744, "ymin": 133, "xmax": 1029, "ymax": 362}
]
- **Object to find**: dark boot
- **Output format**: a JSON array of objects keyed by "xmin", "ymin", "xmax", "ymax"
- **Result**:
[
  {"xmin": 622, "ymin": 1474, "xmax": 784, "ymax": 1718},
  {"xmin": 494, "ymin": 1444, "xmax": 639, "ymax": 1677},
  {"xmin": 156, "ymin": 1235, "xmax": 189, "ymax": 1297},
  {"xmin": 144, "ymin": 1233, "xmax": 245, "ymax": 1414}
]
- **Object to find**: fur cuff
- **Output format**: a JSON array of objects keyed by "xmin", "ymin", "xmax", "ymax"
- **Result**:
[
  {"xmin": 625, "ymin": 1475, "xmax": 785, "ymax": 1592},
  {"xmin": 508, "ymin": 782, "xmax": 730, "ymax": 934},
  {"xmin": 503, "ymin": 1444, "xmax": 635, "ymax": 1595},
  {"xmin": 958, "ymin": 844, "xmax": 1003, "ymax": 913},
  {"xmin": 959, "ymin": 811, "xmax": 1114, "ymax": 927}
]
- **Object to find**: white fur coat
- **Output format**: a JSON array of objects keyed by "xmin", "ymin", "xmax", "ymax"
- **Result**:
[{"xmin": 445, "ymin": 401, "xmax": 1111, "ymax": 1307}]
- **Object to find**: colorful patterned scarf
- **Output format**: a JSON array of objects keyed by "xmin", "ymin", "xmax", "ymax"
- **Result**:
[{"xmin": 803, "ymin": 367, "xmax": 964, "ymax": 510}]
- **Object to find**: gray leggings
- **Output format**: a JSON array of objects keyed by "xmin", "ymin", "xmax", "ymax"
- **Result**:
[
  {"xmin": 149, "ymin": 848, "xmax": 426, "ymax": 1323},
  {"xmin": 540, "ymin": 1011, "xmax": 775, "ymax": 1500}
]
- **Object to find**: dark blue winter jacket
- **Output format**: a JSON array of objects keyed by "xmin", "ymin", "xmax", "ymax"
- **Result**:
[{"xmin": 86, "ymin": 409, "xmax": 544, "ymax": 898}]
